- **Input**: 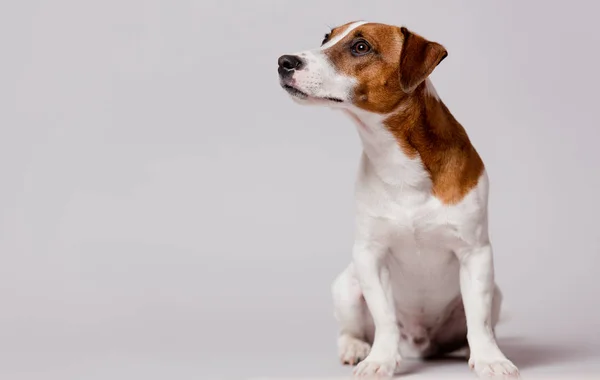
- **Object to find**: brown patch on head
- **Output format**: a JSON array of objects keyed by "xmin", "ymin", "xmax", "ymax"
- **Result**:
[
  {"xmin": 323, "ymin": 22, "xmax": 482, "ymax": 204},
  {"xmin": 321, "ymin": 23, "xmax": 447, "ymax": 113},
  {"xmin": 322, "ymin": 23, "xmax": 407, "ymax": 113}
]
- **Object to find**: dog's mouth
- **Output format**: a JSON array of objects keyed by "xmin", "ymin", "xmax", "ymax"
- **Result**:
[
  {"xmin": 282, "ymin": 84, "xmax": 308, "ymax": 99},
  {"xmin": 282, "ymin": 84, "xmax": 343, "ymax": 103}
]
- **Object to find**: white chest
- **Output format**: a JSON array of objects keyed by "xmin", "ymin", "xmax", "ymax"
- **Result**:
[{"xmin": 350, "ymin": 113, "xmax": 475, "ymax": 323}]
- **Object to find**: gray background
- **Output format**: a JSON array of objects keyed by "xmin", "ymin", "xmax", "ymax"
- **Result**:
[{"xmin": 2, "ymin": 1, "xmax": 599, "ymax": 379}]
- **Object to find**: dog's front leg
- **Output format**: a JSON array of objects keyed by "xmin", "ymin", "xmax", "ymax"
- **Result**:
[
  {"xmin": 351, "ymin": 239, "xmax": 400, "ymax": 378},
  {"xmin": 456, "ymin": 244, "xmax": 520, "ymax": 378}
]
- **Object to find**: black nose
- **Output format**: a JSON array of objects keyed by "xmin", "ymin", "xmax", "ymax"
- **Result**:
[{"xmin": 278, "ymin": 55, "xmax": 304, "ymax": 76}]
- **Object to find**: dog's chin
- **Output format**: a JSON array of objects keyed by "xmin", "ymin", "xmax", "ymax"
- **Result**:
[{"xmin": 281, "ymin": 83, "xmax": 345, "ymax": 106}]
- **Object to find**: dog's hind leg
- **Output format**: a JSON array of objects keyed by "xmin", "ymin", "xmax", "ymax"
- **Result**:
[{"xmin": 331, "ymin": 263, "xmax": 374, "ymax": 366}]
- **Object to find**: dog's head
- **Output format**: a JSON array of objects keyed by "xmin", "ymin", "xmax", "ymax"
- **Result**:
[{"xmin": 277, "ymin": 21, "xmax": 447, "ymax": 114}]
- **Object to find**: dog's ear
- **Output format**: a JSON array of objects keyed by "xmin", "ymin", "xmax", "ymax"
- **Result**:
[{"xmin": 398, "ymin": 27, "xmax": 448, "ymax": 93}]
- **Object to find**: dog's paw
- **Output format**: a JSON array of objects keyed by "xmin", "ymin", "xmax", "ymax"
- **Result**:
[
  {"xmin": 352, "ymin": 354, "xmax": 400, "ymax": 378},
  {"xmin": 469, "ymin": 356, "xmax": 520, "ymax": 378},
  {"xmin": 338, "ymin": 335, "xmax": 371, "ymax": 366}
]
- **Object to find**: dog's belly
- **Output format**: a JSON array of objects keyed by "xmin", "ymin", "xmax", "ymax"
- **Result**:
[
  {"xmin": 384, "ymin": 220, "xmax": 465, "ymax": 357},
  {"xmin": 388, "ymin": 232, "xmax": 461, "ymax": 325}
]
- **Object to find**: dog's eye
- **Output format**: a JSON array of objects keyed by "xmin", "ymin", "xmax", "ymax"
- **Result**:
[
  {"xmin": 321, "ymin": 33, "xmax": 331, "ymax": 46},
  {"xmin": 351, "ymin": 40, "xmax": 371, "ymax": 56}
]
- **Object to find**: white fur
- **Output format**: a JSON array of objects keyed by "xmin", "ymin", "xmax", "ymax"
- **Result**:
[
  {"xmin": 335, "ymin": 109, "xmax": 519, "ymax": 378},
  {"xmin": 320, "ymin": 21, "xmax": 368, "ymax": 50},
  {"xmin": 280, "ymin": 21, "xmax": 519, "ymax": 379},
  {"xmin": 288, "ymin": 21, "xmax": 367, "ymax": 104}
]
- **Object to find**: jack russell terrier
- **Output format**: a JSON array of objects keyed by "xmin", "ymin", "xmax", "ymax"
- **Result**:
[{"xmin": 277, "ymin": 21, "xmax": 520, "ymax": 379}]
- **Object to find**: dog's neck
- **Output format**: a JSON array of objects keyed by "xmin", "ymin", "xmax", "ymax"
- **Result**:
[{"xmin": 344, "ymin": 79, "xmax": 484, "ymax": 205}]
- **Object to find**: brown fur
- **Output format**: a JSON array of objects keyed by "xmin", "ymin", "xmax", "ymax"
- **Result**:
[
  {"xmin": 398, "ymin": 27, "xmax": 448, "ymax": 93},
  {"xmin": 324, "ymin": 23, "xmax": 484, "ymax": 205},
  {"xmin": 324, "ymin": 23, "xmax": 406, "ymax": 114},
  {"xmin": 384, "ymin": 86, "xmax": 484, "ymax": 205}
]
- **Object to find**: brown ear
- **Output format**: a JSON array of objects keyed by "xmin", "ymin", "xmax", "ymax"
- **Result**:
[{"xmin": 398, "ymin": 27, "xmax": 448, "ymax": 93}]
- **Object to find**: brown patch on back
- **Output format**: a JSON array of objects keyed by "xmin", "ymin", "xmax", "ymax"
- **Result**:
[
  {"xmin": 384, "ymin": 85, "xmax": 484, "ymax": 205},
  {"xmin": 323, "ymin": 22, "xmax": 484, "ymax": 204}
]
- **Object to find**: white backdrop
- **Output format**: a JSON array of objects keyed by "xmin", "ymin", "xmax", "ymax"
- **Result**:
[{"xmin": 2, "ymin": 1, "xmax": 599, "ymax": 379}]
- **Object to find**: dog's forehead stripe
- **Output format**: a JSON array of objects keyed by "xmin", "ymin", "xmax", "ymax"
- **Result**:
[{"xmin": 320, "ymin": 21, "xmax": 369, "ymax": 50}]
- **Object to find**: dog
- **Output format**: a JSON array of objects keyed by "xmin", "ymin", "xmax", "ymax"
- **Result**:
[{"xmin": 276, "ymin": 21, "xmax": 519, "ymax": 379}]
